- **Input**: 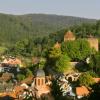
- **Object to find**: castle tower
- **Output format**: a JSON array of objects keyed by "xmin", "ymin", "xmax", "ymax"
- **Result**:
[
  {"xmin": 64, "ymin": 30, "xmax": 75, "ymax": 42},
  {"xmin": 87, "ymin": 37, "xmax": 99, "ymax": 51}
]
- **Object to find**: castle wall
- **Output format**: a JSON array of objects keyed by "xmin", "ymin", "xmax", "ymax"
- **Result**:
[
  {"xmin": 87, "ymin": 38, "xmax": 99, "ymax": 51},
  {"xmin": 64, "ymin": 37, "xmax": 75, "ymax": 42}
]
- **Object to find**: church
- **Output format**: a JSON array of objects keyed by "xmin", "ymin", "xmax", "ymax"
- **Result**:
[{"xmin": 32, "ymin": 69, "xmax": 51, "ymax": 99}]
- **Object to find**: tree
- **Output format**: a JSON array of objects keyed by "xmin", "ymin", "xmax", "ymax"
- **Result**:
[
  {"xmin": 61, "ymin": 39, "xmax": 91, "ymax": 61},
  {"xmin": 48, "ymin": 47, "xmax": 62, "ymax": 59},
  {"xmin": 88, "ymin": 83, "xmax": 100, "ymax": 100},
  {"xmin": 52, "ymin": 79, "xmax": 62, "ymax": 100},
  {"xmin": 39, "ymin": 58, "xmax": 46, "ymax": 69},
  {"xmin": 26, "ymin": 68, "xmax": 33, "ymax": 77},
  {"xmin": 17, "ymin": 74, "xmax": 25, "ymax": 81},
  {"xmin": 78, "ymin": 72, "xmax": 95, "ymax": 87},
  {"xmin": 89, "ymin": 52, "xmax": 100, "ymax": 76},
  {"xmin": 55, "ymin": 54, "xmax": 70, "ymax": 73},
  {"xmin": 61, "ymin": 41, "xmax": 79, "ymax": 61},
  {"xmin": 47, "ymin": 47, "xmax": 62, "ymax": 67}
]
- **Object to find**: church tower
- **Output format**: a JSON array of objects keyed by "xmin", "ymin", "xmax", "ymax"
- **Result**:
[
  {"xmin": 34, "ymin": 69, "xmax": 45, "ymax": 87},
  {"xmin": 33, "ymin": 69, "xmax": 51, "ymax": 98}
]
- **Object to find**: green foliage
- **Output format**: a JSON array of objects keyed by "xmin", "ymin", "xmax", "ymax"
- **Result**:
[
  {"xmin": 61, "ymin": 41, "xmax": 79, "ymax": 60},
  {"xmin": 55, "ymin": 54, "xmax": 70, "ymax": 73},
  {"xmin": 26, "ymin": 68, "xmax": 33, "ymax": 77},
  {"xmin": 89, "ymin": 52, "xmax": 100, "ymax": 76},
  {"xmin": 47, "ymin": 47, "xmax": 62, "ymax": 68},
  {"xmin": 87, "ymin": 71, "xmax": 98, "ymax": 77},
  {"xmin": 0, "ymin": 46, "xmax": 8, "ymax": 55},
  {"xmin": 78, "ymin": 72, "xmax": 95, "ymax": 87},
  {"xmin": 17, "ymin": 74, "xmax": 25, "ymax": 81},
  {"xmin": 88, "ymin": 83, "xmax": 100, "ymax": 100},
  {"xmin": 0, "ymin": 13, "xmax": 95, "ymax": 46},
  {"xmin": 52, "ymin": 79, "xmax": 62, "ymax": 100},
  {"xmin": 39, "ymin": 58, "xmax": 46, "ymax": 69},
  {"xmin": 61, "ymin": 39, "xmax": 91, "ymax": 61},
  {"xmin": 48, "ymin": 47, "xmax": 62, "ymax": 59}
]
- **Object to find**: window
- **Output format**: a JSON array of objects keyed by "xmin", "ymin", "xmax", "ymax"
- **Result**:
[
  {"xmin": 38, "ymin": 79, "xmax": 40, "ymax": 86},
  {"xmin": 42, "ymin": 79, "xmax": 44, "ymax": 85}
]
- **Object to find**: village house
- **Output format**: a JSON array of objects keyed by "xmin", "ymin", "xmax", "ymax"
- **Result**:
[
  {"xmin": 0, "ymin": 57, "xmax": 22, "ymax": 73},
  {"xmin": 75, "ymin": 77, "xmax": 100, "ymax": 99},
  {"xmin": 2, "ymin": 57, "xmax": 21, "ymax": 66},
  {"xmin": 76, "ymin": 86, "xmax": 90, "ymax": 99}
]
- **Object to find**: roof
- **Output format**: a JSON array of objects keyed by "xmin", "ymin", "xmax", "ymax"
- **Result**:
[
  {"xmin": 93, "ymin": 78, "xmax": 100, "ymax": 83},
  {"xmin": 13, "ymin": 86, "xmax": 26, "ymax": 94},
  {"xmin": 21, "ymin": 76, "xmax": 33, "ymax": 85},
  {"xmin": 2, "ymin": 58, "xmax": 21, "ymax": 65},
  {"xmin": 34, "ymin": 85, "xmax": 51, "ymax": 97},
  {"xmin": 0, "ymin": 85, "xmax": 26, "ymax": 99},
  {"xmin": 76, "ymin": 86, "xmax": 90, "ymax": 96},
  {"xmin": 54, "ymin": 42, "xmax": 61, "ymax": 48},
  {"xmin": 64, "ymin": 30, "xmax": 75, "ymax": 39},
  {"xmin": 34, "ymin": 69, "xmax": 45, "ymax": 77},
  {"xmin": 1, "ymin": 72, "xmax": 13, "ymax": 82}
]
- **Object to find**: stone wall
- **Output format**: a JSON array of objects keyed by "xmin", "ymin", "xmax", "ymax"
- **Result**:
[{"xmin": 87, "ymin": 38, "xmax": 99, "ymax": 51}]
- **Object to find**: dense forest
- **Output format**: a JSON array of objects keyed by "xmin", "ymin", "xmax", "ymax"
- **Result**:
[
  {"xmin": 0, "ymin": 13, "xmax": 100, "ymax": 100},
  {"xmin": 0, "ymin": 13, "xmax": 96, "ymax": 46}
]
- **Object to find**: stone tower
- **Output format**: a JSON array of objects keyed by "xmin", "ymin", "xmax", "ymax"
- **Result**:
[
  {"xmin": 64, "ymin": 30, "xmax": 75, "ymax": 42},
  {"xmin": 87, "ymin": 37, "xmax": 99, "ymax": 51}
]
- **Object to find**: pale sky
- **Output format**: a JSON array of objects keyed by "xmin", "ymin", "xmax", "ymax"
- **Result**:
[{"xmin": 0, "ymin": 0, "xmax": 100, "ymax": 19}]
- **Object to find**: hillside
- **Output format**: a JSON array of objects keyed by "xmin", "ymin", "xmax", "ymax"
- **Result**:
[{"xmin": 0, "ymin": 13, "xmax": 96, "ymax": 45}]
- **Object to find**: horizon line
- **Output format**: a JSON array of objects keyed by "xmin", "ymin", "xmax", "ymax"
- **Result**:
[{"xmin": 0, "ymin": 12, "xmax": 99, "ymax": 20}]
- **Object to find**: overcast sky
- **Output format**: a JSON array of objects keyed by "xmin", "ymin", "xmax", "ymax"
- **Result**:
[{"xmin": 0, "ymin": 0, "xmax": 100, "ymax": 19}]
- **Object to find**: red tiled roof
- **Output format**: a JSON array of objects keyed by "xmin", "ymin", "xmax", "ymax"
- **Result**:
[
  {"xmin": 35, "ymin": 85, "xmax": 51, "ymax": 97},
  {"xmin": 3, "ymin": 58, "xmax": 21, "ymax": 65},
  {"xmin": 13, "ymin": 86, "xmax": 26, "ymax": 94},
  {"xmin": 0, "ymin": 92, "xmax": 17, "ymax": 99},
  {"xmin": 76, "ymin": 86, "xmax": 90, "ymax": 96}
]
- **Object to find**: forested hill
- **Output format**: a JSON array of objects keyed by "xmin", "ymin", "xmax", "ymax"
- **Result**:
[{"xmin": 0, "ymin": 13, "xmax": 96, "ymax": 45}]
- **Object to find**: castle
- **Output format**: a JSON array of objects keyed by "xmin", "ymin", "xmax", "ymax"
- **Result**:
[
  {"xmin": 64, "ymin": 30, "xmax": 76, "ymax": 41},
  {"xmin": 64, "ymin": 31, "xmax": 99, "ymax": 51}
]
